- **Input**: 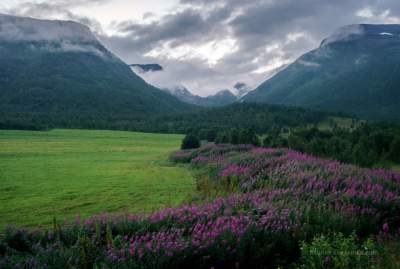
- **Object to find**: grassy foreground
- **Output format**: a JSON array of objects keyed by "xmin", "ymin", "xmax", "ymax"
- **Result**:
[
  {"xmin": 1, "ymin": 144, "xmax": 399, "ymax": 268},
  {"xmin": 0, "ymin": 129, "xmax": 195, "ymax": 229},
  {"xmin": 394, "ymin": 165, "xmax": 400, "ymax": 173}
]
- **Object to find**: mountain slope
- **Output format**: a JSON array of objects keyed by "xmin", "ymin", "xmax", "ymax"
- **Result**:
[
  {"xmin": 244, "ymin": 24, "xmax": 400, "ymax": 120},
  {"xmin": 0, "ymin": 14, "xmax": 193, "ymax": 128},
  {"xmin": 167, "ymin": 86, "xmax": 237, "ymax": 107}
]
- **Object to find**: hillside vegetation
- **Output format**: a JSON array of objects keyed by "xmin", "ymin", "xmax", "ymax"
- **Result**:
[
  {"xmin": 244, "ymin": 24, "xmax": 400, "ymax": 120},
  {"xmin": 0, "ymin": 14, "xmax": 193, "ymax": 131},
  {"xmin": 143, "ymin": 103, "xmax": 329, "ymax": 135}
]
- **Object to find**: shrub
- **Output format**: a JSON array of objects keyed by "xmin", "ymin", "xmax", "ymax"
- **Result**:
[
  {"xmin": 352, "ymin": 137, "xmax": 379, "ymax": 167},
  {"xmin": 181, "ymin": 134, "xmax": 200, "ymax": 149},
  {"xmin": 387, "ymin": 136, "xmax": 400, "ymax": 163},
  {"xmin": 297, "ymin": 232, "xmax": 380, "ymax": 269}
]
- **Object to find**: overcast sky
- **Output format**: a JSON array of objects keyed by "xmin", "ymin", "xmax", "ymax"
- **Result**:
[{"xmin": 1, "ymin": 0, "xmax": 400, "ymax": 96}]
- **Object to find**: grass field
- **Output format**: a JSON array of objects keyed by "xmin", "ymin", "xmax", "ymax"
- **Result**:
[
  {"xmin": 394, "ymin": 165, "xmax": 400, "ymax": 173},
  {"xmin": 0, "ymin": 129, "xmax": 195, "ymax": 229}
]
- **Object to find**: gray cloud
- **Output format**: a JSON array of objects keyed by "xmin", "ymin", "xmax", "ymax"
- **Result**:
[
  {"xmin": 0, "ymin": 12, "xmax": 97, "ymax": 41},
  {"xmin": 3, "ymin": 0, "xmax": 106, "ymax": 33},
  {"xmin": 2, "ymin": 0, "xmax": 400, "ymax": 96},
  {"xmin": 101, "ymin": 0, "xmax": 400, "ymax": 95},
  {"xmin": 108, "ymin": 7, "xmax": 230, "ymax": 53}
]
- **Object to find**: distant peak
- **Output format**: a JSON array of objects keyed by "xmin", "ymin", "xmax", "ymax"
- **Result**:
[
  {"xmin": 214, "ymin": 89, "xmax": 235, "ymax": 97},
  {"xmin": 167, "ymin": 85, "xmax": 194, "ymax": 97},
  {"xmin": 175, "ymin": 85, "xmax": 192, "ymax": 94}
]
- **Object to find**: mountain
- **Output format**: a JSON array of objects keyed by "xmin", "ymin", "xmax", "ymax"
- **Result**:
[
  {"xmin": 243, "ymin": 24, "xmax": 400, "ymax": 120},
  {"xmin": 0, "ymin": 14, "xmax": 193, "ymax": 129},
  {"xmin": 205, "ymin": 90, "xmax": 237, "ymax": 106},
  {"xmin": 167, "ymin": 86, "xmax": 237, "ymax": 107},
  {"xmin": 129, "ymin": 64, "xmax": 163, "ymax": 73}
]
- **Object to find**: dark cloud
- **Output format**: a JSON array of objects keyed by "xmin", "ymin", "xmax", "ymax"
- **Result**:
[
  {"xmin": 111, "ymin": 7, "xmax": 229, "ymax": 49},
  {"xmin": 234, "ymin": 82, "xmax": 247, "ymax": 90}
]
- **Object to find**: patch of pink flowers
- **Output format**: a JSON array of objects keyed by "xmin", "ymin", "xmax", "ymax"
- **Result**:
[{"xmin": 220, "ymin": 164, "xmax": 250, "ymax": 177}]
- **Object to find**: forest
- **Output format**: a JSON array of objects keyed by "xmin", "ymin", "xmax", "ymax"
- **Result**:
[
  {"xmin": 0, "ymin": 103, "xmax": 329, "ymax": 133},
  {"xmin": 187, "ymin": 121, "xmax": 400, "ymax": 169}
]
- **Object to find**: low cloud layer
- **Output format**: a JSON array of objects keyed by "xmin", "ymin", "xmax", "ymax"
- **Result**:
[
  {"xmin": 2, "ymin": 0, "xmax": 400, "ymax": 95},
  {"xmin": 0, "ymin": 14, "xmax": 96, "ymax": 42}
]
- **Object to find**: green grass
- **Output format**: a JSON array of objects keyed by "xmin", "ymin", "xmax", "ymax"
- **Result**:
[
  {"xmin": 394, "ymin": 165, "xmax": 400, "ymax": 173},
  {"xmin": 0, "ymin": 129, "xmax": 195, "ymax": 229}
]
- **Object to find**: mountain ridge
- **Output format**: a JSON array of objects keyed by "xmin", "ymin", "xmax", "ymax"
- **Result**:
[
  {"xmin": 243, "ymin": 24, "xmax": 400, "ymax": 120},
  {"xmin": 0, "ymin": 14, "xmax": 194, "ymax": 127}
]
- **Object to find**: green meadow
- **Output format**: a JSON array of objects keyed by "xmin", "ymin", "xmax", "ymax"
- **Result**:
[
  {"xmin": 394, "ymin": 165, "xmax": 400, "ymax": 173},
  {"xmin": 0, "ymin": 129, "xmax": 195, "ymax": 229}
]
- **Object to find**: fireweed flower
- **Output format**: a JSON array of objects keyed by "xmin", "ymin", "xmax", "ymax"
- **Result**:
[
  {"xmin": 220, "ymin": 164, "xmax": 250, "ymax": 177},
  {"xmin": 1, "ymin": 145, "xmax": 399, "ymax": 268},
  {"xmin": 383, "ymin": 223, "xmax": 389, "ymax": 233}
]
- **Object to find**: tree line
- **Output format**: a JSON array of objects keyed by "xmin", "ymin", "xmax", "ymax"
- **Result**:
[
  {"xmin": 282, "ymin": 123, "xmax": 400, "ymax": 167},
  {"xmin": 0, "ymin": 103, "xmax": 329, "ymax": 134},
  {"xmin": 182, "ymin": 122, "xmax": 400, "ymax": 168},
  {"xmin": 181, "ymin": 128, "xmax": 260, "ymax": 149}
]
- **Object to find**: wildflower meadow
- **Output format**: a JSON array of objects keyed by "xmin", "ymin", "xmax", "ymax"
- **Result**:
[{"xmin": 1, "ymin": 144, "xmax": 399, "ymax": 268}]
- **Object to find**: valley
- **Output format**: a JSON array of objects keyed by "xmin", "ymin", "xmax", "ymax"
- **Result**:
[
  {"xmin": 1, "ymin": 8, "xmax": 400, "ymax": 269},
  {"xmin": 0, "ymin": 129, "xmax": 195, "ymax": 229}
]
